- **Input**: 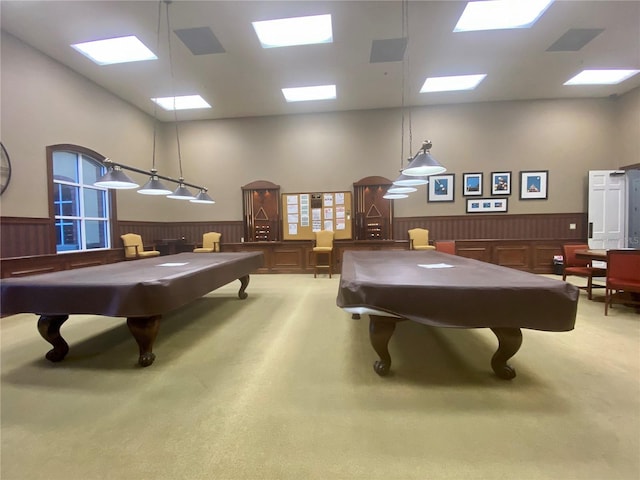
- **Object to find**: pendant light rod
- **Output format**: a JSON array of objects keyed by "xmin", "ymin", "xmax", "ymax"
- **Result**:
[{"xmin": 101, "ymin": 158, "xmax": 207, "ymax": 192}]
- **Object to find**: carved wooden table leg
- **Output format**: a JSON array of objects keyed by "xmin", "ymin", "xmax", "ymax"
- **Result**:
[
  {"xmin": 127, "ymin": 316, "xmax": 161, "ymax": 367},
  {"xmin": 490, "ymin": 327, "xmax": 523, "ymax": 380},
  {"xmin": 37, "ymin": 315, "xmax": 70, "ymax": 362},
  {"xmin": 238, "ymin": 275, "xmax": 250, "ymax": 299},
  {"xmin": 369, "ymin": 315, "xmax": 401, "ymax": 376}
]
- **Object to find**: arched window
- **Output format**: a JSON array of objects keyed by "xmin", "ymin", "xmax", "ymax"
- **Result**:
[{"xmin": 47, "ymin": 145, "xmax": 116, "ymax": 253}]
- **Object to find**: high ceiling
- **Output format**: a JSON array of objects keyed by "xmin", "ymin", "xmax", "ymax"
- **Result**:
[{"xmin": 2, "ymin": 0, "xmax": 639, "ymax": 122}]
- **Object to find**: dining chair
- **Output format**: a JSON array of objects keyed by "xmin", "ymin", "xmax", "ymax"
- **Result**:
[
  {"xmin": 408, "ymin": 228, "xmax": 436, "ymax": 250},
  {"xmin": 120, "ymin": 233, "xmax": 160, "ymax": 260},
  {"xmin": 562, "ymin": 244, "xmax": 607, "ymax": 300},
  {"xmin": 434, "ymin": 240, "xmax": 456, "ymax": 255},
  {"xmin": 193, "ymin": 232, "xmax": 221, "ymax": 253},
  {"xmin": 312, "ymin": 230, "xmax": 334, "ymax": 278},
  {"xmin": 605, "ymin": 249, "xmax": 640, "ymax": 315}
]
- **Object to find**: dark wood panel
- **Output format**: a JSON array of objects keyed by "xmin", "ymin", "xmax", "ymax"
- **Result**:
[
  {"xmin": 1, "ymin": 249, "xmax": 122, "ymax": 278},
  {"xmin": 0, "ymin": 217, "xmax": 52, "ymax": 258},
  {"xmin": 393, "ymin": 213, "xmax": 587, "ymax": 241},
  {"xmin": 495, "ymin": 246, "xmax": 529, "ymax": 270}
]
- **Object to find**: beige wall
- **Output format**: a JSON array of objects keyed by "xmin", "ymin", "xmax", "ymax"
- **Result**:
[
  {"xmin": 616, "ymin": 86, "xmax": 640, "ymax": 168},
  {"xmin": 1, "ymin": 32, "xmax": 636, "ymax": 222}
]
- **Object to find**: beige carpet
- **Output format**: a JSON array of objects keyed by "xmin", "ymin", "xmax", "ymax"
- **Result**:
[{"xmin": 1, "ymin": 273, "xmax": 638, "ymax": 480}]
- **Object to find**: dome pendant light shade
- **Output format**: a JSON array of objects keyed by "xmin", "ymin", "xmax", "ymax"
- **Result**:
[
  {"xmin": 403, "ymin": 140, "xmax": 446, "ymax": 177},
  {"xmin": 190, "ymin": 189, "xmax": 216, "ymax": 204},
  {"xmin": 137, "ymin": 170, "xmax": 172, "ymax": 195},
  {"xmin": 393, "ymin": 172, "xmax": 429, "ymax": 186},
  {"xmin": 383, "ymin": 192, "xmax": 409, "ymax": 199},
  {"xmin": 386, "ymin": 185, "xmax": 417, "ymax": 194},
  {"xmin": 167, "ymin": 180, "xmax": 196, "ymax": 200},
  {"xmin": 94, "ymin": 165, "xmax": 139, "ymax": 189}
]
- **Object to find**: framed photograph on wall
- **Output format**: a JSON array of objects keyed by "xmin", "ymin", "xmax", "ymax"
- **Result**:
[
  {"xmin": 520, "ymin": 170, "xmax": 548, "ymax": 199},
  {"xmin": 428, "ymin": 174, "xmax": 455, "ymax": 202},
  {"xmin": 466, "ymin": 198, "xmax": 508, "ymax": 213},
  {"xmin": 463, "ymin": 172, "xmax": 483, "ymax": 196},
  {"xmin": 491, "ymin": 171, "xmax": 511, "ymax": 195}
]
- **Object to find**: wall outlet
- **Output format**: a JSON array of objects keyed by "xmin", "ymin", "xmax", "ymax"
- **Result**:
[{"xmin": 569, "ymin": 223, "xmax": 576, "ymax": 230}]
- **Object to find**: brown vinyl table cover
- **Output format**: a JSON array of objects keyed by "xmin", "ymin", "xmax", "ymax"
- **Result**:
[
  {"xmin": 1, "ymin": 252, "xmax": 263, "ymax": 317},
  {"xmin": 337, "ymin": 250, "xmax": 578, "ymax": 331}
]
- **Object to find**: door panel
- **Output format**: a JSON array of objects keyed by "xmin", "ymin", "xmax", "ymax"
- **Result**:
[{"xmin": 588, "ymin": 170, "xmax": 626, "ymax": 249}]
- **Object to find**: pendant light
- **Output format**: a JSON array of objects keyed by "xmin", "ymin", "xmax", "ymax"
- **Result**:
[
  {"xmin": 138, "ymin": 1, "xmax": 172, "ymax": 196},
  {"xmin": 94, "ymin": 161, "xmax": 139, "ymax": 189},
  {"xmin": 402, "ymin": 140, "xmax": 446, "ymax": 176}
]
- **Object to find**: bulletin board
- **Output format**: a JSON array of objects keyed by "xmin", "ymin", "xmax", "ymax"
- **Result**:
[{"xmin": 281, "ymin": 191, "xmax": 352, "ymax": 241}]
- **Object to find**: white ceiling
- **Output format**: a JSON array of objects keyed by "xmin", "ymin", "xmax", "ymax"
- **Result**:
[{"xmin": 2, "ymin": 0, "xmax": 639, "ymax": 122}]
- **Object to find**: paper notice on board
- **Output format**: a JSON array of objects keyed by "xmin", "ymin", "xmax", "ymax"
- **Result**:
[
  {"xmin": 312, "ymin": 221, "xmax": 322, "ymax": 232},
  {"xmin": 301, "ymin": 215, "xmax": 309, "ymax": 227},
  {"xmin": 324, "ymin": 207, "xmax": 333, "ymax": 220},
  {"xmin": 287, "ymin": 204, "xmax": 298, "ymax": 214},
  {"xmin": 300, "ymin": 194, "xmax": 309, "ymax": 205},
  {"xmin": 287, "ymin": 195, "xmax": 298, "ymax": 205},
  {"xmin": 336, "ymin": 220, "xmax": 345, "ymax": 230},
  {"xmin": 288, "ymin": 223, "xmax": 298, "ymax": 235},
  {"xmin": 312, "ymin": 208, "xmax": 321, "ymax": 220},
  {"xmin": 323, "ymin": 193, "xmax": 333, "ymax": 207},
  {"xmin": 335, "ymin": 206, "xmax": 345, "ymax": 219},
  {"xmin": 335, "ymin": 192, "xmax": 344, "ymax": 205},
  {"xmin": 288, "ymin": 214, "xmax": 299, "ymax": 223},
  {"xmin": 324, "ymin": 220, "xmax": 334, "ymax": 231}
]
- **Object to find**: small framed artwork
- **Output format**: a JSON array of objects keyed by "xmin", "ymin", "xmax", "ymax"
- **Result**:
[
  {"xmin": 491, "ymin": 171, "xmax": 511, "ymax": 196},
  {"xmin": 520, "ymin": 170, "xmax": 548, "ymax": 200},
  {"xmin": 466, "ymin": 198, "xmax": 508, "ymax": 213},
  {"xmin": 428, "ymin": 174, "xmax": 455, "ymax": 202},
  {"xmin": 463, "ymin": 172, "xmax": 483, "ymax": 196}
]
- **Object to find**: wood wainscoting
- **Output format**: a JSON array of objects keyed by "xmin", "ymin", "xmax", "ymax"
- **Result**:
[{"xmin": 1, "ymin": 213, "xmax": 586, "ymax": 277}]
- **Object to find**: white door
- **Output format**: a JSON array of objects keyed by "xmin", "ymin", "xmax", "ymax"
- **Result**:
[{"xmin": 588, "ymin": 170, "xmax": 627, "ymax": 249}]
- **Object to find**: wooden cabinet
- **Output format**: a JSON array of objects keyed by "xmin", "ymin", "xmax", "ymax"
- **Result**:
[
  {"xmin": 353, "ymin": 176, "xmax": 394, "ymax": 240},
  {"xmin": 242, "ymin": 180, "xmax": 281, "ymax": 242}
]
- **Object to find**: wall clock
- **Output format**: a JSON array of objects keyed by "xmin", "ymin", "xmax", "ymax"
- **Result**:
[{"xmin": 0, "ymin": 142, "xmax": 11, "ymax": 195}]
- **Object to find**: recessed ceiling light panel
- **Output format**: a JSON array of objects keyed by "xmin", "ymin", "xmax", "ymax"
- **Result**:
[
  {"xmin": 420, "ymin": 74, "xmax": 487, "ymax": 93},
  {"xmin": 454, "ymin": 0, "xmax": 554, "ymax": 32},
  {"xmin": 71, "ymin": 35, "xmax": 157, "ymax": 65},
  {"xmin": 282, "ymin": 85, "xmax": 337, "ymax": 102},
  {"xmin": 253, "ymin": 14, "xmax": 333, "ymax": 48},
  {"xmin": 564, "ymin": 69, "xmax": 640, "ymax": 85},
  {"xmin": 151, "ymin": 95, "xmax": 212, "ymax": 110}
]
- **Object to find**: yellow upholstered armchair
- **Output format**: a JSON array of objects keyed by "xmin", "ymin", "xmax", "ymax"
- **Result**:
[
  {"xmin": 193, "ymin": 232, "xmax": 221, "ymax": 253},
  {"xmin": 408, "ymin": 228, "xmax": 436, "ymax": 250},
  {"xmin": 121, "ymin": 233, "xmax": 160, "ymax": 260},
  {"xmin": 312, "ymin": 230, "xmax": 335, "ymax": 278}
]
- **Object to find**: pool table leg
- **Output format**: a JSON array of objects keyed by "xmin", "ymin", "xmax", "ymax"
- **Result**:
[
  {"xmin": 490, "ymin": 327, "xmax": 523, "ymax": 380},
  {"xmin": 369, "ymin": 315, "xmax": 402, "ymax": 376},
  {"xmin": 37, "ymin": 315, "xmax": 70, "ymax": 362},
  {"xmin": 238, "ymin": 275, "xmax": 250, "ymax": 299},
  {"xmin": 127, "ymin": 316, "xmax": 161, "ymax": 367}
]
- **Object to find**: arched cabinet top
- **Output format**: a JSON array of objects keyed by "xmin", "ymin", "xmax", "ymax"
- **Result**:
[
  {"xmin": 353, "ymin": 176, "xmax": 393, "ymax": 187},
  {"xmin": 242, "ymin": 180, "xmax": 280, "ymax": 191}
]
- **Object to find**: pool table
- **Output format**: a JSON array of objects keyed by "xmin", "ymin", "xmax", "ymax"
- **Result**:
[
  {"xmin": 1, "ymin": 252, "xmax": 263, "ymax": 367},
  {"xmin": 337, "ymin": 250, "xmax": 579, "ymax": 379}
]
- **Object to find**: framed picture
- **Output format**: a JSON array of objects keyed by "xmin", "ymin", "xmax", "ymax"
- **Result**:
[
  {"xmin": 520, "ymin": 170, "xmax": 548, "ymax": 199},
  {"xmin": 466, "ymin": 198, "xmax": 508, "ymax": 213},
  {"xmin": 491, "ymin": 171, "xmax": 511, "ymax": 196},
  {"xmin": 428, "ymin": 174, "xmax": 455, "ymax": 202},
  {"xmin": 463, "ymin": 172, "xmax": 483, "ymax": 196}
]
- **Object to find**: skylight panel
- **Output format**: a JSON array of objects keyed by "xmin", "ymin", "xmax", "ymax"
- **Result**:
[
  {"xmin": 420, "ymin": 74, "xmax": 487, "ymax": 93},
  {"xmin": 253, "ymin": 14, "xmax": 333, "ymax": 48},
  {"xmin": 71, "ymin": 36, "xmax": 157, "ymax": 65},
  {"xmin": 282, "ymin": 85, "xmax": 337, "ymax": 102},
  {"xmin": 454, "ymin": 0, "xmax": 554, "ymax": 32},
  {"xmin": 564, "ymin": 69, "xmax": 640, "ymax": 85},
  {"xmin": 151, "ymin": 95, "xmax": 211, "ymax": 110}
]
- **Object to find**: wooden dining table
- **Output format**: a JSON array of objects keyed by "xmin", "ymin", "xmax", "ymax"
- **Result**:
[{"xmin": 575, "ymin": 249, "xmax": 607, "ymax": 261}]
